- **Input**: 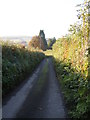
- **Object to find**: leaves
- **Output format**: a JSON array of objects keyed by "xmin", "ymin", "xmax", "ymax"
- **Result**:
[
  {"xmin": 2, "ymin": 41, "xmax": 45, "ymax": 96},
  {"xmin": 52, "ymin": 1, "xmax": 89, "ymax": 117}
]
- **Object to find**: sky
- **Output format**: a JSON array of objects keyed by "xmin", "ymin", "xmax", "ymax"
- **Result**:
[{"xmin": 0, "ymin": 0, "xmax": 83, "ymax": 39}]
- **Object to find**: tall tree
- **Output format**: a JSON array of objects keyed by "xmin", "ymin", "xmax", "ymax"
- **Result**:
[{"xmin": 39, "ymin": 30, "xmax": 47, "ymax": 50}]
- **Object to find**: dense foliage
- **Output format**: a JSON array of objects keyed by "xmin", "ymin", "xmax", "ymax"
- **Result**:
[
  {"xmin": 29, "ymin": 30, "xmax": 47, "ymax": 51},
  {"xmin": 39, "ymin": 30, "xmax": 48, "ymax": 50},
  {"xmin": 47, "ymin": 37, "xmax": 56, "ymax": 49},
  {"xmin": 28, "ymin": 36, "xmax": 45, "ymax": 50},
  {"xmin": 52, "ymin": 0, "xmax": 89, "ymax": 118},
  {"xmin": 1, "ymin": 41, "xmax": 45, "ymax": 96}
]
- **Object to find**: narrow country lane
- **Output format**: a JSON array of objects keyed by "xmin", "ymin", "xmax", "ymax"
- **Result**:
[{"xmin": 3, "ymin": 58, "xmax": 67, "ymax": 118}]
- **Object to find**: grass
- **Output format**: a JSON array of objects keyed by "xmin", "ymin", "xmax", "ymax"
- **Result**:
[{"xmin": 34, "ymin": 59, "xmax": 49, "ymax": 93}]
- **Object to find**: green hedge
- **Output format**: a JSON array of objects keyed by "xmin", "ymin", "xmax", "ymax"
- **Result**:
[
  {"xmin": 2, "ymin": 41, "xmax": 45, "ymax": 96},
  {"xmin": 52, "ymin": 38, "xmax": 89, "ymax": 119}
]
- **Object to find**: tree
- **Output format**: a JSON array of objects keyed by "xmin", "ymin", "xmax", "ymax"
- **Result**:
[
  {"xmin": 76, "ymin": 0, "xmax": 89, "ymax": 40},
  {"xmin": 28, "ymin": 36, "xmax": 45, "ymax": 50},
  {"xmin": 39, "ymin": 30, "xmax": 47, "ymax": 50},
  {"xmin": 28, "ymin": 30, "xmax": 48, "ymax": 51},
  {"xmin": 48, "ymin": 37, "xmax": 56, "ymax": 49}
]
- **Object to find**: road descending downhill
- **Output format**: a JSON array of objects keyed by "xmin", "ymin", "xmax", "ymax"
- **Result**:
[{"xmin": 3, "ymin": 58, "xmax": 67, "ymax": 118}]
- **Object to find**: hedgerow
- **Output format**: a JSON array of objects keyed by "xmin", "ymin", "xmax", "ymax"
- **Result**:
[
  {"xmin": 1, "ymin": 41, "xmax": 45, "ymax": 96},
  {"xmin": 52, "ymin": 0, "xmax": 89, "ymax": 118}
]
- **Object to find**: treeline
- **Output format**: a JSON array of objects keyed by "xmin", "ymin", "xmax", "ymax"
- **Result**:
[
  {"xmin": 28, "ymin": 30, "xmax": 56, "ymax": 50},
  {"xmin": 52, "ymin": 0, "xmax": 89, "ymax": 118}
]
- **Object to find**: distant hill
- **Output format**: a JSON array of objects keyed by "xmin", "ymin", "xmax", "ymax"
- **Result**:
[
  {"xmin": 1, "ymin": 36, "xmax": 32, "ymax": 42},
  {"xmin": 0, "ymin": 36, "xmax": 49, "ymax": 47},
  {"xmin": 0, "ymin": 36, "xmax": 32, "ymax": 46}
]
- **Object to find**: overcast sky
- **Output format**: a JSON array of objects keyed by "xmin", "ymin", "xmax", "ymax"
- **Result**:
[{"xmin": 0, "ymin": 0, "xmax": 83, "ymax": 39}]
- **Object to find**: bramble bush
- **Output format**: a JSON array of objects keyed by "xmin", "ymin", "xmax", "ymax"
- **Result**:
[{"xmin": 1, "ymin": 41, "xmax": 45, "ymax": 96}]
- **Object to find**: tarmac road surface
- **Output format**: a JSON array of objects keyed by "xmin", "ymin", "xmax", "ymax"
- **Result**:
[{"xmin": 2, "ymin": 57, "xmax": 67, "ymax": 119}]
